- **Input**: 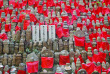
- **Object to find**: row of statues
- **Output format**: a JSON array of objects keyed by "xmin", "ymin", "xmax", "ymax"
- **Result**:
[{"xmin": 0, "ymin": 0, "xmax": 110, "ymax": 74}]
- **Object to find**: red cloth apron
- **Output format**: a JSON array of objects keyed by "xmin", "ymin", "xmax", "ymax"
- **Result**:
[
  {"xmin": 41, "ymin": 57, "xmax": 54, "ymax": 68},
  {"xmin": 26, "ymin": 61, "xmax": 39, "ymax": 73}
]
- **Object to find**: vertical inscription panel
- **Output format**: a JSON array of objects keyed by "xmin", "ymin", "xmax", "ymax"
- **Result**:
[
  {"xmin": 35, "ymin": 25, "xmax": 39, "ymax": 42},
  {"xmin": 32, "ymin": 25, "xmax": 36, "ymax": 42},
  {"xmin": 40, "ymin": 25, "xmax": 47, "ymax": 42},
  {"xmin": 49, "ymin": 25, "xmax": 56, "ymax": 40}
]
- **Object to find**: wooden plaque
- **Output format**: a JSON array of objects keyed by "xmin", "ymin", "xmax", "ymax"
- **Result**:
[
  {"xmin": 40, "ymin": 25, "xmax": 47, "ymax": 42},
  {"xmin": 49, "ymin": 25, "xmax": 56, "ymax": 40},
  {"xmin": 32, "ymin": 25, "xmax": 36, "ymax": 42},
  {"xmin": 35, "ymin": 25, "xmax": 39, "ymax": 42}
]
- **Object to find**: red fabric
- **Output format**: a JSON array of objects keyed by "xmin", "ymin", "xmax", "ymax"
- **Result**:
[
  {"xmin": 82, "ymin": 63, "xmax": 101, "ymax": 74},
  {"xmin": 59, "ymin": 55, "xmax": 70, "ymax": 65},
  {"xmin": 85, "ymin": 42, "xmax": 92, "ymax": 51},
  {"xmin": 17, "ymin": 70, "xmax": 26, "ymax": 74},
  {"xmin": 107, "ymin": 67, "xmax": 110, "ymax": 74},
  {"xmin": 23, "ymin": 20, "xmax": 30, "ymax": 30},
  {"xmin": 91, "ymin": 33, "xmax": 98, "ymax": 39},
  {"xmin": 75, "ymin": 67, "xmax": 82, "ymax": 74},
  {"xmin": 82, "ymin": 63, "xmax": 95, "ymax": 74},
  {"xmin": 77, "ymin": 23, "xmax": 83, "ymax": 29},
  {"xmin": 94, "ymin": 65, "xmax": 101, "ymax": 74},
  {"xmin": 14, "ymin": 2, "xmax": 19, "ymax": 9},
  {"xmin": 74, "ymin": 36, "xmax": 85, "ymax": 46},
  {"xmin": 88, "ymin": 56, "xmax": 92, "ymax": 62},
  {"xmin": 62, "ymin": 28, "xmax": 69, "ymax": 37},
  {"xmin": 12, "ymin": 18, "xmax": 18, "ymax": 22},
  {"xmin": 5, "ymin": 24, "xmax": 11, "ymax": 32},
  {"xmin": 0, "ymin": 0, "xmax": 3, "ymax": 8},
  {"xmin": 43, "ymin": 9, "xmax": 48, "ymax": 17},
  {"xmin": 41, "ymin": 57, "xmax": 54, "ymax": 68},
  {"xmin": 74, "ymin": 55, "xmax": 84, "ymax": 64},
  {"xmin": 72, "ymin": 15, "xmax": 77, "ymax": 21},
  {"xmin": 101, "ymin": 42, "xmax": 108, "ymax": 51},
  {"xmin": 18, "ymin": 14, "xmax": 26, "ymax": 22},
  {"xmin": 97, "ymin": 42, "xmax": 102, "ymax": 51},
  {"xmin": 26, "ymin": 61, "xmax": 39, "ymax": 73},
  {"xmin": 0, "ymin": 33, "xmax": 8, "ymax": 41},
  {"xmin": 90, "ymin": 14, "xmax": 96, "ymax": 20},
  {"xmin": 56, "ymin": 27, "xmax": 63, "ymax": 38},
  {"xmin": 15, "ymin": 26, "xmax": 21, "ymax": 32},
  {"xmin": 78, "ymin": 5, "xmax": 85, "ymax": 12},
  {"xmin": 28, "ymin": 0, "xmax": 35, "ymax": 6},
  {"xmin": 37, "ymin": 5, "xmax": 43, "ymax": 14},
  {"xmin": 107, "ymin": 43, "xmax": 110, "ymax": 51},
  {"xmin": 102, "ymin": 67, "xmax": 107, "ymax": 72},
  {"xmin": 23, "ymin": 0, "xmax": 27, "ymax": 6},
  {"xmin": 9, "ymin": 0, "xmax": 15, "ymax": 5},
  {"xmin": 0, "ymin": 23, "xmax": 1, "ymax": 30},
  {"xmin": 34, "ymin": 1, "xmax": 39, "ymax": 7},
  {"xmin": 61, "ymin": 16, "xmax": 69, "ymax": 23},
  {"xmin": 18, "ymin": 2, "xmax": 23, "ymax": 9},
  {"xmin": 51, "ymin": 17, "xmax": 59, "ymax": 23},
  {"xmin": 101, "ymin": 31, "xmax": 107, "ymax": 39},
  {"xmin": 65, "ymin": 5, "xmax": 72, "ymax": 13},
  {"xmin": 92, "ymin": 52, "xmax": 106, "ymax": 63},
  {"xmin": 1, "ymin": 18, "xmax": 6, "ymax": 22},
  {"xmin": 86, "ymin": 23, "xmax": 94, "ymax": 30},
  {"xmin": 55, "ymin": 73, "xmax": 63, "ymax": 74},
  {"xmin": 4, "ymin": 8, "xmax": 9, "ymax": 16},
  {"xmin": 46, "ymin": 0, "xmax": 55, "ymax": 7},
  {"xmin": 3, "ymin": 70, "xmax": 10, "ymax": 74},
  {"xmin": 29, "ymin": 14, "xmax": 37, "ymax": 22},
  {"xmin": 102, "ymin": 8, "xmax": 109, "ymax": 15},
  {"xmin": 9, "ymin": 9, "xmax": 13, "ymax": 15}
]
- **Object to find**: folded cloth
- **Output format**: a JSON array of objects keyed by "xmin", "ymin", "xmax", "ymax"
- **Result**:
[
  {"xmin": 59, "ymin": 55, "xmax": 70, "ymax": 65},
  {"xmin": 0, "ymin": 0, "xmax": 3, "ymax": 8},
  {"xmin": 74, "ymin": 36, "xmax": 85, "ymax": 46},
  {"xmin": 85, "ymin": 42, "xmax": 92, "ymax": 51},
  {"xmin": 0, "ymin": 33, "xmax": 8, "ymax": 41},
  {"xmin": 15, "ymin": 26, "xmax": 21, "ymax": 32},
  {"xmin": 17, "ymin": 70, "xmax": 26, "ymax": 74},
  {"xmin": 62, "ymin": 28, "xmax": 69, "ymax": 37},
  {"xmin": 23, "ymin": 20, "xmax": 30, "ymax": 30},
  {"xmin": 37, "ymin": 5, "xmax": 43, "ymax": 14},
  {"xmin": 5, "ymin": 23, "xmax": 11, "ymax": 32},
  {"xmin": 82, "ymin": 63, "xmax": 101, "ymax": 74},
  {"xmin": 97, "ymin": 42, "xmax": 102, "ymax": 51},
  {"xmin": 46, "ymin": 0, "xmax": 55, "ymax": 7},
  {"xmin": 41, "ymin": 57, "xmax": 54, "ymax": 68},
  {"xmin": 102, "ymin": 67, "xmax": 107, "ymax": 72},
  {"xmin": 92, "ymin": 52, "xmax": 106, "ymax": 63},
  {"xmin": 28, "ymin": 0, "xmax": 35, "ymax": 6},
  {"xmin": 26, "ymin": 61, "xmax": 39, "ymax": 73},
  {"xmin": 56, "ymin": 27, "xmax": 63, "ymax": 38},
  {"xmin": 29, "ymin": 13, "xmax": 37, "ymax": 22}
]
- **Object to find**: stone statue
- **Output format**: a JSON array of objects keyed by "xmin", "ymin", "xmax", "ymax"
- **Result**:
[
  {"xmin": 3, "ymin": 40, "xmax": 9, "ymax": 54},
  {"xmin": 2, "ymin": 54, "xmax": 8, "ymax": 65}
]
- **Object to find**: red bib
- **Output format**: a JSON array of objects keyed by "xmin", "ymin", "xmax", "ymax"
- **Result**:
[
  {"xmin": 41, "ymin": 57, "xmax": 54, "ymax": 68},
  {"xmin": 59, "ymin": 55, "xmax": 70, "ymax": 65},
  {"xmin": 17, "ymin": 70, "xmax": 26, "ymax": 74},
  {"xmin": 74, "ymin": 36, "xmax": 85, "ymax": 46},
  {"xmin": 26, "ymin": 61, "xmax": 39, "ymax": 73}
]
